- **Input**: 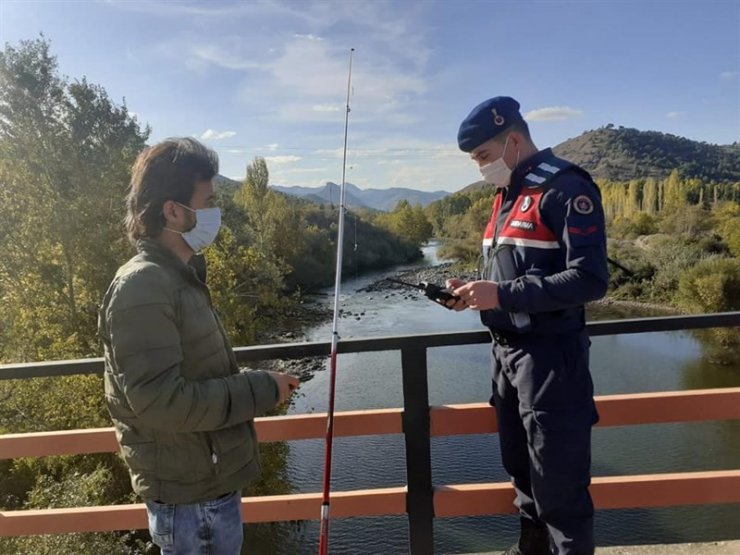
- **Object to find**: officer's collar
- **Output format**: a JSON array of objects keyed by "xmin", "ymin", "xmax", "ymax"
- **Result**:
[{"xmin": 512, "ymin": 148, "xmax": 553, "ymax": 183}]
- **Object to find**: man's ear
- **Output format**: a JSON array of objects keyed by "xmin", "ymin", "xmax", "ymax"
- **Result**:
[
  {"xmin": 162, "ymin": 199, "xmax": 179, "ymax": 225},
  {"xmin": 508, "ymin": 131, "xmax": 521, "ymax": 150}
]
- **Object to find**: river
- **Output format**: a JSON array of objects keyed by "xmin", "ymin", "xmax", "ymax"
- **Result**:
[{"xmin": 265, "ymin": 244, "xmax": 740, "ymax": 554}]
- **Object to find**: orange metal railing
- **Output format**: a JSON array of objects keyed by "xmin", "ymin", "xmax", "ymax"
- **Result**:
[
  {"xmin": 1, "ymin": 313, "xmax": 739, "ymax": 550},
  {"xmin": 1, "ymin": 388, "xmax": 739, "ymax": 537}
]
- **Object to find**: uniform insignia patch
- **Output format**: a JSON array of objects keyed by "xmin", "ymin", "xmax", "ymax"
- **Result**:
[
  {"xmin": 520, "ymin": 195, "xmax": 532, "ymax": 212},
  {"xmin": 510, "ymin": 219, "xmax": 536, "ymax": 231},
  {"xmin": 573, "ymin": 195, "xmax": 594, "ymax": 215}
]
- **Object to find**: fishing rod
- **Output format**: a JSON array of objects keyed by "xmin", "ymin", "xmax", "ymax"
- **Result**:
[{"xmin": 318, "ymin": 47, "xmax": 354, "ymax": 555}]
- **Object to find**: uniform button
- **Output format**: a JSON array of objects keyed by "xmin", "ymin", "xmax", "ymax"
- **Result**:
[{"xmin": 212, "ymin": 452, "xmax": 218, "ymax": 464}]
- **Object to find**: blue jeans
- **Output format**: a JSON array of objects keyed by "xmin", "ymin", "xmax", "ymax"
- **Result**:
[{"xmin": 145, "ymin": 491, "xmax": 243, "ymax": 554}]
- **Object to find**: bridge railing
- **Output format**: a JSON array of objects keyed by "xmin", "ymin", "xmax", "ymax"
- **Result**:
[{"xmin": 1, "ymin": 312, "xmax": 739, "ymax": 554}]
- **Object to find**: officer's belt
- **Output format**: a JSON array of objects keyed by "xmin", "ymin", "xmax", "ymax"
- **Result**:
[{"xmin": 489, "ymin": 329, "xmax": 521, "ymax": 346}]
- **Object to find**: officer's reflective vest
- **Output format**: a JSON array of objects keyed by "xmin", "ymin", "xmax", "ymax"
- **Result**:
[{"xmin": 480, "ymin": 154, "xmax": 593, "ymax": 335}]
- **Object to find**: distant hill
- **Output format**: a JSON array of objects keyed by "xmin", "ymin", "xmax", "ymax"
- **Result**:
[
  {"xmin": 456, "ymin": 127, "xmax": 740, "ymax": 192},
  {"xmin": 272, "ymin": 182, "xmax": 368, "ymax": 209},
  {"xmin": 216, "ymin": 176, "xmax": 448, "ymax": 211},
  {"xmin": 552, "ymin": 126, "xmax": 740, "ymax": 182},
  {"xmin": 213, "ymin": 174, "xmax": 241, "ymax": 194},
  {"xmin": 458, "ymin": 180, "xmax": 493, "ymax": 195},
  {"xmin": 271, "ymin": 182, "xmax": 449, "ymax": 211}
]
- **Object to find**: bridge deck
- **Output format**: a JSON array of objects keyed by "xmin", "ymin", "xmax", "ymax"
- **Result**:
[{"xmin": 474, "ymin": 540, "xmax": 740, "ymax": 555}]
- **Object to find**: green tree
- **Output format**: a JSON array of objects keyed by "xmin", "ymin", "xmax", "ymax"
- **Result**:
[
  {"xmin": 714, "ymin": 201, "xmax": 740, "ymax": 257},
  {"xmin": 376, "ymin": 200, "xmax": 433, "ymax": 247},
  {"xmin": 0, "ymin": 466, "xmax": 147, "ymax": 555},
  {"xmin": 204, "ymin": 227, "xmax": 287, "ymax": 345},
  {"xmin": 0, "ymin": 38, "xmax": 149, "ymax": 554},
  {"xmin": 675, "ymin": 257, "xmax": 740, "ymax": 363},
  {"xmin": 627, "ymin": 179, "xmax": 641, "ymax": 215},
  {"xmin": 676, "ymin": 257, "xmax": 740, "ymax": 313},
  {"xmin": 0, "ymin": 37, "xmax": 148, "ymax": 363},
  {"xmin": 643, "ymin": 177, "xmax": 658, "ymax": 214},
  {"xmin": 662, "ymin": 169, "xmax": 684, "ymax": 212},
  {"xmin": 235, "ymin": 157, "xmax": 272, "ymax": 251}
]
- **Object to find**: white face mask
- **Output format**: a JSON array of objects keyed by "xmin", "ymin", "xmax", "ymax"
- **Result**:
[
  {"xmin": 169, "ymin": 203, "xmax": 222, "ymax": 252},
  {"xmin": 479, "ymin": 137, "xmax": 516, "ymax": 188}
]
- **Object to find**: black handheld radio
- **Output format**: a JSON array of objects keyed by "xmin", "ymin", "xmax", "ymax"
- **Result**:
[{"xmin": 385, "ymin": 278, "xmax": 460, "ymax": 309}]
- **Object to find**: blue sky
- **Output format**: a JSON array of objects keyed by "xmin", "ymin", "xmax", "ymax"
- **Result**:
[{"xmin": 1, "ymin": 0, "xmax": 738, "ymax": 192}]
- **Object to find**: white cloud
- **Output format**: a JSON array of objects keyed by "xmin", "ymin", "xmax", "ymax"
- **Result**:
[
  {"xmin": 524, "ymin": 106, "xmax": 584, "ymax": 122},
  {"xmin": 235, "ymin": 34, "xmax": 426, "ymax": 124},
  {"xmin": 720, "ymin": 71, "xmax": 738, "ymax": 81},
  {"xmin": 301, "ymin": 138, "xmax": 469, "ymax": 190},
  {"xmin": 138, "ymin": 1, "xmax": 449, "ymax": 186},
  {"xmin": 163, "ymin": 4, "xmax": 429, "ymax": 126},
  {"xmin": 107, "ymin": 1, "xmax": 296, "ymax": 19},
  {"xmin": 285, "ymin": 167, "xmax": 329, "ymax": 174},
  {"xmin": 265, "ymin": 155, "xmax": 302, "ymax": 165},
  {"xmin": 189, "ymin": 44, "xmax": 263, "ymax": 71},
  {"xmin": 295, "ymin": 34, "xmax": 324, "ymax": 41},
  {"xmin": 313, "ymin": 104, "xmax": 342, "ymax": 112},
  {"xmin": 201, "ymin": 129, "xmax": 237, "ymax": 140},
  {"xmin": 667, "ymin": 111, "xmax": 685, "ymax": 119}
]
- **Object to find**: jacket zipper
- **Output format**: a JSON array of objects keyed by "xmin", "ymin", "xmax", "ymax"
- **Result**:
[{"xmin": 207, "ymin": 437, "xmax": 220, "ymax": 475}]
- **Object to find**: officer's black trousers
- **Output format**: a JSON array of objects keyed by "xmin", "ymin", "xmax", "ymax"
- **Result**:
[{"xmin": 490, "ymin": 330, "xmax": 598, "ymax": 555}]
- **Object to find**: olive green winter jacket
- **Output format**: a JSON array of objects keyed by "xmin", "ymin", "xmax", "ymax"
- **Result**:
[{"xmin": 98, "ymin": 239, "xmax": 278, "ymax": 504}]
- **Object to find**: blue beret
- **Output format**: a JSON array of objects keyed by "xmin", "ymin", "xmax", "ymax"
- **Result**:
[{"xmin": 457, "ymin": 96, "xmax": 523, "ymax": 152}]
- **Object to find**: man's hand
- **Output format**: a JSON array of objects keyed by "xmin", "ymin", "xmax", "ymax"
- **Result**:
[
  {"xmin": 452, "ymin": 280, "xmax": 500, "ymax": 311},
  {"xmin": 444, "ymin": 278, "xmax": 469, "ymax": 311},
  {"xmin": 268, "ymin": 371, "xmax": 300, "ymax": 405}
]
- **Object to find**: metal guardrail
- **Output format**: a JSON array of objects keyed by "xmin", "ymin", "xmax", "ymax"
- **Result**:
[
  {"xmin": 2, "ymin": 312, "xmax": 739, "ymax": 379},
  {"xmin": 0, "ymin": 312, "xmax": 739, "ymax": 553}
]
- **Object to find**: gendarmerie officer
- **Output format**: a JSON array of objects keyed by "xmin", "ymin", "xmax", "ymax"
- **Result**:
[{"xmin": 447, "ymin": 96, "xmax": 608, "ymax": 555}]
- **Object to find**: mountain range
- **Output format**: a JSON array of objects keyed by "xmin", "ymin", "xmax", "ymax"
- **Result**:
[
  {"xmin": 217, "ymin": 126, "xmax": 740, "ymax": 208},
  {"xmin": 271, "ymin": 182, "xmax": 448, "ymax": 211},
  {"xmin": 214, "ymin": 175, "xmax": 448, "ymax": 211}
]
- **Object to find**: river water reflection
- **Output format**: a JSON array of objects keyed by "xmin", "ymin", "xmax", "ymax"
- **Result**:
[{"xmin": 263, "ymin": 245, "xmax": 740, "ymax": 554}]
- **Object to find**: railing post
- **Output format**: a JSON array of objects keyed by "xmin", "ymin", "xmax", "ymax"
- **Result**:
[{"xmin": 401, "ymin": 347, "xmax": 434, "ymax": 555}]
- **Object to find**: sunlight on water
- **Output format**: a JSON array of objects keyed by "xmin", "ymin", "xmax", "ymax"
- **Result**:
[{"xmin": 279, "ymin": 247, "xmax": 740, "ymax": 554}]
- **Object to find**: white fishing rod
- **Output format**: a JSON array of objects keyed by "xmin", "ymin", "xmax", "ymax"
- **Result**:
[{"xmin": 318, "ymin": 47, "xmax": 354, "ymax": 555}]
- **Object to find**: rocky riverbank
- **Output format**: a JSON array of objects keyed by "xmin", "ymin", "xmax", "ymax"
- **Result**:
[{"xmin": 262, "ymin": 262, "xmax": 679, "ymax": 383}]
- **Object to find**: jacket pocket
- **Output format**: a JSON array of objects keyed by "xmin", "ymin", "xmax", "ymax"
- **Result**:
[
  {"xmin": 156, "ymin": 440, "xmax": 215, "ymax": 482},
  {"xmin": 210, "ymin": 422, "xmax": 257, "ymax": 476}
]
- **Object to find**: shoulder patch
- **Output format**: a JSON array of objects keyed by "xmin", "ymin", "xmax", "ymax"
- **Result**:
[{"xmin": 573, "ymin": 195, "xmax": 594, "ymax": 215}]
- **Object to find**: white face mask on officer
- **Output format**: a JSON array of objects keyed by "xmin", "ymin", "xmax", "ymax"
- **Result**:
[
  {"xmin": 479, "ymin": 136, "xmax": 516, "ymax": 188},
  {"xmin": 168, "ymin": 202, "xmax": 222, "ymax": 252}
]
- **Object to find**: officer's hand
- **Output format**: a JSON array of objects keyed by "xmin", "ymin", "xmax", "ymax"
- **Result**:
[
  {"xmin": 453, "ymin": 280, "xmax": 500, "ymax": 311},
  {"xmin": 268, "ymin": 371, "xmax": 300, "ymax": 405},
  {"xmin": 444, "ymin": 278, "xmax": 468, "ymax": 311}
]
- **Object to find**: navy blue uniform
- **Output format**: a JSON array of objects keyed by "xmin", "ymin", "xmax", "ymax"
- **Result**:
[{"xmin": 481, "ymin": 148, "xmax": 608, "ymax": 555}]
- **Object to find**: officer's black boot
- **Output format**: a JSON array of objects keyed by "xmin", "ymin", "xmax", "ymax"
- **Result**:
[{"xmin": 501, "ymin": 517, "xmax": 552, "ymax": 555}]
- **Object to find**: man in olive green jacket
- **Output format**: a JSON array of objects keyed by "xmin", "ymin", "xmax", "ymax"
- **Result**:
[{"xmin": 99, "ymin": 137, "xmax": 298, "ymax": 554}]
